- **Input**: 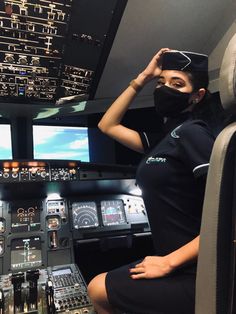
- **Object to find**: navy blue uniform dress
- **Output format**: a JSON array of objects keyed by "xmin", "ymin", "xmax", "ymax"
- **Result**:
[{"xmin": 105, "ymin": 116, "xmax": 216, "ymax": 314}]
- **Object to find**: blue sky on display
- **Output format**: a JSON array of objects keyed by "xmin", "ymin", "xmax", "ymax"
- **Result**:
[
  {"xmin": 33, "ymin": 125, "xmax": 90, "ymax": 161},
  {"xmin": 0, "ymin": 125, "xmax": 12, "ymax": 159}
]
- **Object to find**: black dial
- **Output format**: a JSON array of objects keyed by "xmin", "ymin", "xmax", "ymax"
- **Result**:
[{"xmin": 72, "ymin": 202, "xmax": 98, "ymax": 229}]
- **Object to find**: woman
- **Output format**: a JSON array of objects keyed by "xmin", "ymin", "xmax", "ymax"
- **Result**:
[{"xmin": 87, "ymin": 48, "xmax": 217, "ymax": 314}]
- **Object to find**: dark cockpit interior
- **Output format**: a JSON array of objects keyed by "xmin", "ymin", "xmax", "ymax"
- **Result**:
[{"xmin": 0, "ymin": 0, "xmax": 235, "ymax": 313}]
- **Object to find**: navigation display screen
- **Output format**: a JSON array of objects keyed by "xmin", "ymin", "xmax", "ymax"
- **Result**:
[
  {"xmin": 101, "ymin": 200, "xmax": 126, "ymax": 226},
  {"xmin": 11, "ymin": 204, "xmax": 41, "ymax": 232},
  {"xmin": 11, "ymin": 237, "xmax": 42, "ymax": 270},
  {"xmin": 72, "ymin": 201, "xmax": 99, "ymax": 229}
]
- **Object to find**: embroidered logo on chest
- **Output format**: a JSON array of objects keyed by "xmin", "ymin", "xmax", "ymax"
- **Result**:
[{"xmin": 146, "ymin": 156, "xmax": 167, "ymax": 164}]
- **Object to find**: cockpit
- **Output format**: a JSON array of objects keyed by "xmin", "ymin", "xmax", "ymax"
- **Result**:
[{"xmin": 0, "ymin": 1, "xmax": 235, "ymax": 314}]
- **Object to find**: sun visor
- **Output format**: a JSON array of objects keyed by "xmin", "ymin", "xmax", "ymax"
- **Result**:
[{"xmin": 219, "ymin": 33, "xmax": 236, "ymax": 112}]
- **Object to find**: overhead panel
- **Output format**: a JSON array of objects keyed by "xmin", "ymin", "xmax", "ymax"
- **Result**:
[{"xmin": 0, "ymin": 0, "xmax": 126, "ymax": 104}]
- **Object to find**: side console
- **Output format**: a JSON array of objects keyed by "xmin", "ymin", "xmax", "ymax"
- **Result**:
[
  {"xmin": 0, "ymin": 263, "xmax": 94, "ymax": 314},
  {"xmin": 47, "ymin": 264, "xmax": 92, "ymax": 313}
]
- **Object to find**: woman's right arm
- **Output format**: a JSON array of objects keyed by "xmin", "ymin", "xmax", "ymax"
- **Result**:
[{"xmin": 98, "ymin": 48, "xmax": 170, "ymax": 154}]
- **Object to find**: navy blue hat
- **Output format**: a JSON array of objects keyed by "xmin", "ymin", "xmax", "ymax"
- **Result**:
[{"xmin": 161, "ymin": 50, "xmax": 208, "ymax": 72}]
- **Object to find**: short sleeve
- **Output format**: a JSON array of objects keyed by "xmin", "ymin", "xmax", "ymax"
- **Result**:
[
  {"xmin": 178, "ymin": 121, "xmax": 215, "ymax": 178},
  {"xmin": 139, "ymin": 131, "xmax": 165, "ymax": 154}
]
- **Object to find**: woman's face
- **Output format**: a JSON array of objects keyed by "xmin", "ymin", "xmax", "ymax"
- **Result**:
[{"xmin": 156, "ymin": 70, "xmax": 194, "ymax": 93}]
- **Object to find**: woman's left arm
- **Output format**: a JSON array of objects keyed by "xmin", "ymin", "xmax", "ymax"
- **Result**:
[{"xmin": 129, "ymin": 236, "xmax": 199, "ymax": 279}]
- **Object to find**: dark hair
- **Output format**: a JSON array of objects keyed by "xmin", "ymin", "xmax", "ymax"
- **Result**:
[
  {"xmin": 186, "ymin": 71, "xmax": 225, "ymax": 135},
  {"xmin": 186, "ymin": 71, "xmax": 209, "ymax": 91},
  {"xmin": 185, "ymin": 70, "xmax": 211, "ymax": 108}
]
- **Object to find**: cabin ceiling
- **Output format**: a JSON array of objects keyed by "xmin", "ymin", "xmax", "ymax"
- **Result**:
[{"xmin": 95, "ymin": 0, "xmax": 236, "ymax": 103}]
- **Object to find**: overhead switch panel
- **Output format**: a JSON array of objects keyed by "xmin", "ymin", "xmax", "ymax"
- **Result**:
[{"xmin": 0, "ymin": 0, "xmax": 124, "ymax": 104}]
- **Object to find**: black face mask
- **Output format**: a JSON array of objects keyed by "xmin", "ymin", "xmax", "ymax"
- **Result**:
[{"xmin": 153, "ymin": 85, "xmax": 191, "ymax": 118}]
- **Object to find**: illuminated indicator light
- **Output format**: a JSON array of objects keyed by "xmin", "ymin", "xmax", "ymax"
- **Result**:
[
  {"xmin": 12, "ymin": 162, "xmax": 19, "ymax": 167},
  {"xmin": 18, "ymin": 87, "xmax": 25, "ymax": 96},
  {"xmin": 68, "ymin": 162, "xmax": 76, "ymax": 167},
  {"xmin": 3, "ymin": 162, "xmax": 10, "ymax": 168}
]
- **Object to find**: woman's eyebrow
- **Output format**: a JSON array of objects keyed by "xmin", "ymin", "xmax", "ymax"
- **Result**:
[
  {"xmin": 171, "ymin": 77, "xmax": 185, "ymax": 81},
  {"xmin": 158, "ymin": 76, "xmax": 185, "ymax": 81}
]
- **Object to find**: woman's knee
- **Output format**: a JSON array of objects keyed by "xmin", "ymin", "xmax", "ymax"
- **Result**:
[{"xmin": 87, "ymin": 272, "xmax": 108, "ymax": 302}]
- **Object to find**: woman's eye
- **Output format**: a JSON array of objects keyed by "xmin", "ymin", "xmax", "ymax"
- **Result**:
[
  {"xmin": 172, "ymin": 82, "xmax": 184, "ymax": 88},
  {"xmin": 157, "ymin": 81, "xmax": 164, "ymax": 86}
]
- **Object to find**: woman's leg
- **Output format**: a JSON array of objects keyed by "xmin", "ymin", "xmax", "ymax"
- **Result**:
[{"xmin": 88, "ymin": 272, "xmax": 115, "ymax": 314}]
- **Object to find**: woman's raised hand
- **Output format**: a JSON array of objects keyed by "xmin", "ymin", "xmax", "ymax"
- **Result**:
[{"xmin": 140, "ymin": 48, "xmax": 171, "ymax": 82}]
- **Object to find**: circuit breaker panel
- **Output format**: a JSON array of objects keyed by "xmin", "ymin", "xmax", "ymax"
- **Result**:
[{"xmin": 0, "ymin": 0, "xmax": 124, "ymax": 103}]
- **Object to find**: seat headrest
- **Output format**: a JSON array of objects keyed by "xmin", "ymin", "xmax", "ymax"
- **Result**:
[{"xmin": 219, "ymin": 33, "xmax": 236, "ymax": 112}]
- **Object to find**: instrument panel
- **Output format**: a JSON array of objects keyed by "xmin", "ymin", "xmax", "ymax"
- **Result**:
[
  {"xmin": 71, "ymin": 197, "xmax": 148, "ymax": 232},
  {"xmin": 0, "ymin": 160, "xmax": 136, "ymax": 184},
  {"xmin": 0, "ymin": 0, "xmax": 83, "ymax": 102},
  {"xmin": 0, "ymin": 194, "xmax": 149, "ymax": 275},
  {"xmin": 0, "ymin": 160, "xmax": 148, "ymax": 313},
  {"xmin": 72, "ymin": 201, "xmax": 99, "ymax": 229},
  {"xmin": 0, "ymin": 160, "xmax": 76, "ymax": 182},
  {"xmin": 11, "ymin": 203, "xmax": 41, "ymax": 232},
  {"xmin": 0, "ymin": 161, "xmax": 148, "ymax": 275},
  {"xmin": 101, "ymin": 199, "xmax": 126, "ymax": 226},
  {"xmin": 11, "ymin": 236, "xmax": 42, "ymax": 270},
  {"xmin": 0, "ymin": 0, "xmax": 123, "ymax": 103}
]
